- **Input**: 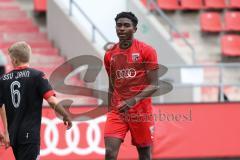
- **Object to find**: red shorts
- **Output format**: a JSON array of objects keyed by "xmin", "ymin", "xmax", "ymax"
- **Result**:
[{"xmin": 104, "ymin": 105, "xmax": 154, "ymax": 147}]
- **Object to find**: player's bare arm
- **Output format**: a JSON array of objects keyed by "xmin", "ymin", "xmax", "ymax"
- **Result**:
[
  {"xmin": 108, "ymin": 78, "xmax": 114, "ymax": 110},
  {"xmin": 46, "ymin": 96, "xmax": 72, "ymax": 130},
  {"xmin": 0, "ymin": 105, "xmax": 10, "ymax": 148},
  {"xmin": 0, "ymin": 110, "xmax": 4, "ymax": 145},
  {"xmin": 118, "ymin": 68, "xmax": 159, "ymax": 112}
]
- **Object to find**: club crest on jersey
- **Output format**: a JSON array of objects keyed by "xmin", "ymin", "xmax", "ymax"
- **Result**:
[{"xmin": 132, "ymin": 53, "xmax": 140, "ymax": 62}]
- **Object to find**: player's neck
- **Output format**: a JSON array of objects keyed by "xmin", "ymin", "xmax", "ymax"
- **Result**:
[
  {"xmin": 14, "ymin": 63, "xmax": 29, "ymax": 68},
  {"xmin": 119, "ymin": 39, "xmax": 133, "ymax": 50}
]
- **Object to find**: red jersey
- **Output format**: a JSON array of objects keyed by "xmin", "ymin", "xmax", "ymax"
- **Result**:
[{"xmin": 104, "ymin": 39, "xmax": 158, "ymax": 112}]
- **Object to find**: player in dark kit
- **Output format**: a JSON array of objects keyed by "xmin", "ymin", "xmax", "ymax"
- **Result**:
[
  {"xmin": 104, "ymin": 12, "xmax": 159, "ymax": 160},
  {"xmin": 0, "ymin": 41, "xmax": 72, "ymax": 160}
]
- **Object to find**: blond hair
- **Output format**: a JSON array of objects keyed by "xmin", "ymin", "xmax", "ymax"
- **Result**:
[{"xmin": 8, "ymin": 41, "xmax": 31, "ymax": 63}]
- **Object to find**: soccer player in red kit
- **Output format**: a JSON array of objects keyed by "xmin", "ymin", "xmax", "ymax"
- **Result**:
[{"xmin": 104, "ymin": 12, "xmax": 159, "ymax": 160}]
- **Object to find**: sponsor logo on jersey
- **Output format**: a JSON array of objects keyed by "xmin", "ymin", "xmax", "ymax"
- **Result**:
[{"xmin": 115, "ymin": 68, "xmax": 136, "ymax": 79}]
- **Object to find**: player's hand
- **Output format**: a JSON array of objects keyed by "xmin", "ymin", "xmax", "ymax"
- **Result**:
[
  {"xmin": 118, "ymin": 98, "xmax": 136, "ymax": 113},
  {"xmin": 3, "ymin": 132, "xmax": 10, "ymax": 149},
  {"xmin": 63, "ymin": 116, "xmax": 72, "ymax": 130}
]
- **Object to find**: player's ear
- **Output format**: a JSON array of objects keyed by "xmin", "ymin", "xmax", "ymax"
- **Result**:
[
  {"xmin": 12, "ymin": 57, "xmax": 18, "ymax": 66},
  {"xmin": 10, "ymin": 57, "xmax": 14, "ymax": 64},
  {"xmin": 133, "ymin": 26, "xmax": 137, "ymax": 33}
]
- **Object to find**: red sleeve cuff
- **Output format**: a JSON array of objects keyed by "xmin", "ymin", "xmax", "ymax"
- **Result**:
[{"xmin": 43, "ymin": 90, "xmax": 56, "ymax": 100}]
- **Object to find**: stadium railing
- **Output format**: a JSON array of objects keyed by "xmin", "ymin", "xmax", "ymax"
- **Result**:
[
  {"xmin": 68, "ymin": 0, "xmax": 109, "ymax": 43},
  {"xmin": 163, "ymin": 63, "xmax": 240, "ymax": 103},
  {"xmin": 93, "ymin": 63, "xmax": 240, "ymax": 104}
]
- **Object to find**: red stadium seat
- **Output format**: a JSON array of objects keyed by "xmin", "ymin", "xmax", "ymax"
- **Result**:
[
  {"xmin": 157, "ymin": 0, "xmax": 180, "ymax": 10},
  {"xmin": 34, "ymin": 0, "xmax": 46, "ymax": 12},
  {"xmin": 221, "ymin": 34, "xmax": 240, "ymax": 56},
  {"xmin": 181, "ymin": 0, "xmax": 203, "ymax": 10},
  {"xmin": 141, "ymin": 0, "xmax": 148, "ymax": 7},
  {"xmin": 228, "ymin": 0, "xmax": 240, "ymax": 9},
  {"xmin": 200, "ymin": 12, "xmax": 222, "ymax": 32},
  {"xmin": 204, "ymin": 0, "xmax": 226, "ymax": 9},
  {"xmin": 224, "ymin": 11, "xmax": 240, "ymax": 31}
]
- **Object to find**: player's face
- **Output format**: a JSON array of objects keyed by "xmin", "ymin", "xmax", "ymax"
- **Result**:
[{"xmin": 116, "ymin": 18, "xmax": 137, "ymax": 41}]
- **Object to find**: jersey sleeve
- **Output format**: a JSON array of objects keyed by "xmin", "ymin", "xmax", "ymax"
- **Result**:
[
  {"xmin": 143, "ymin": 46, "xmax": 159, "ymax": 71},
  {"xmin": 37, "ymin": 72, "xmax": 55, "ymax": 100},
  {"xmin": 104, "ymin": 52, "xmax": 111, "ymax": 75}
]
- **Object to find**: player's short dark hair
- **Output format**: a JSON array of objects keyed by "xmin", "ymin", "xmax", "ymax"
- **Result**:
[{"xmin": 115, "ymin": 12, "xmax": 138, "ymax": 27}]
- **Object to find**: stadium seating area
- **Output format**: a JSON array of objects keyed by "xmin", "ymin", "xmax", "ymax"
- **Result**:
[
  {"xmin": 0, "ymin": 0, "xmax": 97, "ymax": 105},
  {"xmin": 142, "ymin": 0, "xmax": 240, "ymax": 58},
  {"xmin": 200, "ymin": 11, "xmax": 240, "ymax": 32},
  {"xmin": 0, "ymin": 0, "xmax": 56, "ymax": 72},
  {"xmin": 142, "ymin": 0, "xmax": 240, "ymax": 10},
  {"xmin": 224, "ymin": 11, "xmax": 240, "ymax": 31},
  {"xmin": 1, "ymin": 1, "xmax": 240, "ymax": 160},
  {"xmin": 141, "ymin": 0, "xmax": 240, "ymax": 102}
]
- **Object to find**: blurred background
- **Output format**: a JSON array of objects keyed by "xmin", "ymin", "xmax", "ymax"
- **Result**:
[{"xmin": 0, "ymin": 0, "xmax": 240, "ymax": 159}]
